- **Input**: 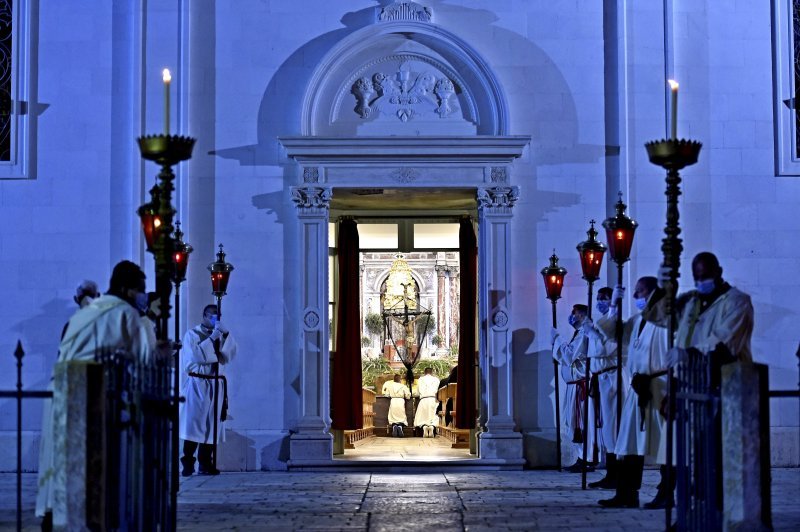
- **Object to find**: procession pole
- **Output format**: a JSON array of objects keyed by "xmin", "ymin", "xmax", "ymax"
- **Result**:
[
  {"xmin": 581, "ymin": 280, "xmax": 594, "ymax": 490},
  {"xmin": 541, "ymin": 251, "xmax": 567, "ymax": 472},
  {"xmin": 551, "ymin": 301, "xmax": 562, "ymax": 471},
  {"xmin": 212, "ymin": 294, "xmax": 222, "ymax": 470}
]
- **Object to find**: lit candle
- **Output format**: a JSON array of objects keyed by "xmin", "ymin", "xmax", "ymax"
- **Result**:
[
  {"xmin": 163, "ymin": 68, "xmax": 172, "ymax": 135},
  {"xmin": 668, "ymin": 79, "xmax": 679, "ymax": 140}
]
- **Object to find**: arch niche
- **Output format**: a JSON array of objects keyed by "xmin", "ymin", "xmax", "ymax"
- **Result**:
[{"xmin": 279, "ymin": 1, "xmax": 530, "ymax": 467}]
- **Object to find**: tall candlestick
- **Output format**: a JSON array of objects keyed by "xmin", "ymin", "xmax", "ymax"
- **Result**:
[
  {"xmin": 668, "ymin": 79, "xmax": 679, "ymax": 140},
  {"xmin": 163, "ymin": 68, "xmax": 172, "ymax": 135}
]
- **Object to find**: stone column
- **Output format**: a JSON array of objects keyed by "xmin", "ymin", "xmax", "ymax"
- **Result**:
[
  {"xmin": 435, "ymin": 262, "xmax": 446, "ymax": 340},
  {"xmin": 476, "ymin": 186, "xmax": 524, "ymax": 463},
  {"xmin": 721, "ymin": 361, "xmax": 772, "ymax": 531},
  {"xmin": 289, "ymin": 186, "xmax": 333, "ymax": 464},
  {"xmin": 449, "ymin": 266, "xmax": 459, "ymax": 348}
]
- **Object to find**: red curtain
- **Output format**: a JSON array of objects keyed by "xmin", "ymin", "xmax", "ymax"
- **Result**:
[
  {"xmin": 456, "ymin": 218, "xmax": 477, "ymax": 429},
  {"xmin": 331, "ymin": 219, "xmax": 363, "ymax": 429}
]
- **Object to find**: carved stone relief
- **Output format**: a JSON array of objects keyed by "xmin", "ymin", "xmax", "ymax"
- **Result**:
[
  {"xmin": 291, "ymin": 187, "xmax": 332, "ymax": 210},
  {"xmin": 490, "ymin": 167, "xmax": 508, "ymax": 183},
  {"xmin": 303, "ymin": 167, "xmax": 320, "ymax": 183},
  {"xmin": 378, "ymin": 1, "xmax": 432, "ymax": 23},
  {"xmin": 390, "ymin": 167, "xmax": 419, "ymax": 183},
  {"xmin": 477, "ymin": 186, "xmax": 520, "ymax": 210}
]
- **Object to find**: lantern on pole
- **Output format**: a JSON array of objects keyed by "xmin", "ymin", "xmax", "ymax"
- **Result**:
[
  {"xmin": 541, "ymin": 250, "xmax": 567, "ymax": 471},
  {"xmin": 137, "ymin": 184, "xmax": 162, "ymax": 251},
  {"xmin": 207, "ymin": 243, "xmax": 234, "ymax": 471},
  {"xmin": 602, "ymin": 193, "xmax": 637, "ymax": 433},
  {"xmin": 576, "ymin": 220, "xmax": 606, "ymax": 490}
]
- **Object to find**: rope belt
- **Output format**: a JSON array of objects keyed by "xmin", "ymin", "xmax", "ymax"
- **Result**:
[
  {"xmin": 188, "ymin": 372, "xmax": 229, "ymax": 422},
  {"xmin": 566, "ymin": 377, "xmax": 588, "ymax": 443},
  {"xmin": 593, "ymin": 365, "xmax": 618, "ymax": 376}
]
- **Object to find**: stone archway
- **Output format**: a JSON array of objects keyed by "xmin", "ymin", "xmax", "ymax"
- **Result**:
[{"xmin": 279, "ymin": 1, "xmax": 530, "ymax": 467}]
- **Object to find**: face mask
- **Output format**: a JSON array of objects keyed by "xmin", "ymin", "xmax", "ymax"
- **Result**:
[
  {"xmin": 135, "ymin": 292, "xmax": 149, "ymax": 313},
  {"xmin": 596, "ymin": 301, "xmax": 610, "ymax": 315},
  {"xmin": 209, "ymin": 315, "xmax": 218, "ymax": 328},
  {"xmin": 695, "ymin": 279, "xmax": 715, "ymax": 295},
  {"xmin": 634, "ymin": 297, "xmax": 647, "ymax": 311},
  {"xmin": 567, "ymin": 314, "xmax": 580, "ymax": 329},
  {"xmin": 80, "ymin": 296, "xmax": 95, "ymax": 309}
]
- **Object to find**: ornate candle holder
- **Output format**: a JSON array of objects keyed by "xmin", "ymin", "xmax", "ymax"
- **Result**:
[{"xmin": 644, "ymin": 137, "xmax": 702, "ymax": 529}]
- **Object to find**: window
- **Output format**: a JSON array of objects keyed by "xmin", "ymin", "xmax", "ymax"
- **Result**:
[
  {"xmin": 773, "ymin": 0, "xmax": 800, "ymax": 175},
  {"xmin": 0, "ymin": 0, "xmax": 33, "ymax": 178}
]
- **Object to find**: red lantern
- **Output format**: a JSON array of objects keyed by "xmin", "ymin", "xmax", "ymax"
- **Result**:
[
  {"xmin": 576, "ymin": 220, "xmax": 606, "ymax": 282},
  {"xmin": 602, "ymin": 193, "xmax": 638, "ymax": 265},
  {"xmin": 208, "ymin": 243, "xmax": 234, "ymax": 298},
  {"xmin": 137, "ymin": 184, "xmax": 162, "ymax": 251},
  {"xmin": 172, "ymin": 221, "xmax": 193, "ymax": 284},
  {"xmin": 541, "ymin": 251, "xmax": 567, "ymax": 302}
]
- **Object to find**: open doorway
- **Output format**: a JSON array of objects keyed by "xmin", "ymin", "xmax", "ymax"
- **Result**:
[{"xmin": 329, "ymin": 191, "xmax": 478, "ymax": 462}]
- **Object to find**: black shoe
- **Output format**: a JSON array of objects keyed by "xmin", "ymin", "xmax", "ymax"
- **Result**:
[
  {"xmin": 588, "ymin": 476, "xmax": 617, "ymax": 489},
  {"xmin": 180, "ymin": 456, "xmax": 195, "ymax": 477},
  {"xmin": 198, "ymin": 466, "xmax": 221, "ymax": 475},
  {"xmin": 181, "ymin": 467, "xmax": 194, "ymax": 477},
  {"xmin": 598, "ymin": 492, "xmax": 639, "ymax": 508},
  {"xmin": 564, "ymin": 459, "xmax": 596, "ymax": 473},
  {"xmin": 643, "ymin": 491, "xmax": 674, "ymax": 509},
  {"xmin": 41, "ymin": 511, "xmax": 53, "ymax": 532}
]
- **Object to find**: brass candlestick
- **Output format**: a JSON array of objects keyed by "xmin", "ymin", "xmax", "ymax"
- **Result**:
[
  {"xmin": 137, "ymin": 133, "xmax": 195, "ymax": 531},
  {"xmin": 644, "ymin": 137, "xmax": 702, "ymax": 530}
]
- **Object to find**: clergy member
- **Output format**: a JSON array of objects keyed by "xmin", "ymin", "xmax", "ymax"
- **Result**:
[
  {"xmin": 382, "ymin": 374, "xmax": 411, "ymax": 437},
  {"xmin": 180, "ymin": 303, "xmax": 237, "ymax": 476},
  {"xmin": 413, "ymin": 367, "xmax": 440, "ymax": 437}
]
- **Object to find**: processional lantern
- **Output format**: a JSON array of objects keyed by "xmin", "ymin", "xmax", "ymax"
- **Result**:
[
  {"xmin": 602, "ymin": 193, "xmax": 638, "ymax": 266},
  {"xmin": 171, "ymin": 221, "xmax": 193, "ymax": 285},
  {"xmin": 208, "ymin": 243, "xmax": 234, "ymax": 300},
  {"xmin": 576, "ymin": 220, "xmax": 606, "ymax": 284},
  {"xmin": 541, "ymin": 250, "xmax": 567, "ymax": 303},
  {"xmin": 137, "ymin": 184, "xmax": 163, "ymax": 251}
]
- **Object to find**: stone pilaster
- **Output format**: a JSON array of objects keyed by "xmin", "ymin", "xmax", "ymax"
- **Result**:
[
  {"xmin": 476, "ymin": 186, "xmax": 523, "ymax": 463},
  {"xmin": 289, "ymin": 186, "xmax": 334, "ymax": 464}
]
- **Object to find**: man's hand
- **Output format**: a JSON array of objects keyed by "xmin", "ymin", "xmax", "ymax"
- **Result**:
[
  {"xmin": 550, "ymin": 327, "xmax": 559, "ymax": 345},
  {"xmin": 657, "ymin": 266, "xmax": 671, "ymax": 289},
  {"xmin": 154, "ymin": 340, "xmax": 174, "ymax": 361},
  {"xmin": 665, "ymin": 346, "xmax": 689, "ymax": 367},
  {"xmin": 215, "ymin": 320, "xmax": 229, "ymax": 335},
  {"xmin": 209, "ymin": 328, "xmax": 223, "ymax": 341},
  {"xmin": 612, "ymin": 285, "xmax": 625, "ymax": 302},
  {"xmin": 580, "ymin": 318, "xmax": 596, "ymax": 337}
]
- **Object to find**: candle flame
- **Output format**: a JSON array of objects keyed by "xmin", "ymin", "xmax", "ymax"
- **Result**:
[
  {"xmin": 668, "ymin": 79, "xmax": 679, "ymax": 91},
  {"xmin": 162, "ymin": 68, "xmax": 172, "ymax": 83}
]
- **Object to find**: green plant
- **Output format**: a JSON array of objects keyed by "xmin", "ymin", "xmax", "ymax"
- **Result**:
[
  {"xmin": 432, "ymin": 334, "xmax": 444, "ymax": 347},
  {"xmin": 417, "ymin": 314, "xmax": 435, "ymax": 339},
  {"xmin": 364, "ymin": 312, "xmax": 384, "ymax": 337},
  {"xmin": 450, "ymin": 344, "xmax": 459, "ymax": 357},
  {"xmin": 414, "ymin": 358, "xmax": 455, "ymax": 380},
  {"xmin": 361, "ymin": 336, "xmax": 371, "ymax": 348},
  {"xmin": 361, "ymin": 357, "xmax": 391, "ymax": 388}
]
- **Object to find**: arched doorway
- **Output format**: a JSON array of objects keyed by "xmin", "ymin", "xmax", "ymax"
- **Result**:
[{"xmin": 279, "ymin": 1, "xmax": 529, "ymax": 468}]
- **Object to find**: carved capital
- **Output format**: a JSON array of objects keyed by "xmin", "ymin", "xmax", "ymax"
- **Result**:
[
  {"xmin": 477, "ymin": 186, "xmax": 519, "ymax": 213},
  {"xmin": 291, "ymin": 186, "xmax": 332, "ymax": 213},
  {"xmin": 302, "ymin": 167, "xmax": 320, "ymax": 183}
]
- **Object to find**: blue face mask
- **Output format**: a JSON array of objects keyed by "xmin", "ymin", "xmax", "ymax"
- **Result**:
[
  {"xmin": 567, "ymin": 314, "xmax": 580, "ymax": 328},
  {"xmin": 135, "ymin": 292, "xmax": 149, "ymax": 313},
  {"xmin": 695, "ymin": 279, "xmax": 715, "ymax": 295},
  {"xmin": 596, "ymin": 300, "xmax": 610, "ymax": 315},
  {"xmin": 209, "ymin": 315, "xmax": 218, "ymax": 327},
  {"xmin": 634, "ymin": 297, "xmax": 647, "ymax": 311}
]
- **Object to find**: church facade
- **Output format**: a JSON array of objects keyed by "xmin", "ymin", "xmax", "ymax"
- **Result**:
[{"xmin": 0, "ymin": 0, "xmax": 797, "ymax": 471}]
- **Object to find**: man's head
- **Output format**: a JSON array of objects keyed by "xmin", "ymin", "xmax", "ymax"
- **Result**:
[
  {"xmin": 202, "ymin": 304, "xmax": 219, "ymax": 329},
  {"xmin": 633, "ymin": 276, "xmax": 658, "ymax": 311},
  {"xmin": 393, "ymin": 374, "xmax": 402, "ymax": 383},
  {"xmin": 424, "ymin": 367, "xmax": 432, "ymax": 375},
  {"xmin": 569, "ymin": 304, "xmax": 588, "ymax": 328},
  {"xmin": 108, "ymin": 261, "xmax": 146, "ymax": 309},
  {"xmin": 596, "ymin": 287, "xmax": 613, "ymax": 315},
  {"xmin": 74, "ymin": 280, "xmax": 100, "ymax": 308},
  {"xmin": 692, "ymin": 252, "xmax": 723, "ymax": 295}
]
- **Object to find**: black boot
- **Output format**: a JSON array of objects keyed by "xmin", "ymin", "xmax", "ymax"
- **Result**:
[
  {"xmin": 598, "ymin": 491, "xmax": 639, "ymax": 508},
  {"xmin": 589, "ymin": 453, "xmax": 617, "ymax": 489},
  {"xmin": 198, "ymin": 443, "xmax": 220, "ymax": 475},
  {"xmin": 644, "ymin": 465, "xmax": 675, "ymax": 509},
  {"xmin": 181, "ymin": 440, "xmax": 198, "ymax": 477}
]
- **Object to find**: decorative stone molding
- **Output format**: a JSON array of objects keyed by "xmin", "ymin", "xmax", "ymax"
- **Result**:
[
  {"xmin": 477, "ymin": 186, "xmax": 519, "ymax": 212},
  {"xmin": 351, "ymin": 62, "xmax": 458, "ymax": 123},
  {"xmin": 303, "ymin": 310, "xmax": 320, "ymax": 330},
  {"xmin": 291, "ymin": 186, "xmax": 332, "ymax": 212},
  {"xmin": 390, "ymin": 167, "xmax": 419, "ymax": 183},
  {"xmin": 302, "ymin": 167, "xmax": 320, "ymax": 183},
  {"xmin": 490, "ymin": 166, "xmax": 508, "ymax": 183},
  {"xmin": 378, "ymin": 1, "xmax": 432, "ymax": 23}
]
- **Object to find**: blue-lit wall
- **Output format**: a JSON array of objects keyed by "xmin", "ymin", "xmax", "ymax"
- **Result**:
[{"xmin": 0, "ymin": 0, "xmax": 796, "ymax": 470}]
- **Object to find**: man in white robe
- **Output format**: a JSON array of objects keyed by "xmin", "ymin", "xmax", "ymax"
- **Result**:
[
  {"xmin": 36, "ymin": 261, "xmax": 155, "ymax": 528},
  {"xmin": 413, "ymin": 367, "xmax": 440, "ymax": 437},
  {"xmin": 647, "ymin": 252, "xmax": 754, "ymax": 509},
  {"xmin": 582, "ymin": 286, "xmax": 627, "ymax": 490},
  {"xmin": 594, "ymin": 277, "xmax": 669, "ymax": 508},
  {"xmin": 180, "ymin": 303, "xmax": 237, "ymax": 475},
  {"xmin": 382, "ymin": 374, "xmax": 410, "ymax": 436},
  {"xmin": 552, "ymin": 304, "xmax": 602, "ymax": 472}
]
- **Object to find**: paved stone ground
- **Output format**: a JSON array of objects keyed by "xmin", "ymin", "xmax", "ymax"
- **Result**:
[{"xmin": 1, "ymin": 469, "xmax": 798, "ymax": 530}]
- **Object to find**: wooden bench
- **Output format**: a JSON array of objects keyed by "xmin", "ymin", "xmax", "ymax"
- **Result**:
[
  {"xmin": 437, "ymin": 382, "xmax": 470, "ymax": 448},
  {"xmin": 344, "ymin": 388, "xmax": 377, "ymax": 448}
]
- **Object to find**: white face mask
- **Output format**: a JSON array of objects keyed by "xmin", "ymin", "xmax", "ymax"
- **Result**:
[
  {"xmin": 634, "ymin": 297, "xmax": 647, "ymax": 311},
  {"xmin": 79, "ymin": 296, "xmax": 95, "ymax": 309}
]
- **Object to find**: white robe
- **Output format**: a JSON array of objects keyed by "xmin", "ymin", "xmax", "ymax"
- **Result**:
[
  {"xmin": 586, "ymin": 313, "xmax": 625, "ymax": 453},
  {"xmin": 553, "ymin": 329, "xmax": 601, "ymax": 458},
  {"xmin": 382, "ymin": 380, "xmax": 410, "ymax": 425},
  {"xmin": 413, "ymin": 374, "xmax": 440, "ymax": 427},
  {"xmin": 180, "ymin": 326, "xmax": 237, "ymax": 443},
  {"xmin": 36, "ymin": 295, "xmax": 155, "ymax": 518},
  {"xmin": 599, "ymin": 313, "xmax": 669, "ymax": 460}
]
